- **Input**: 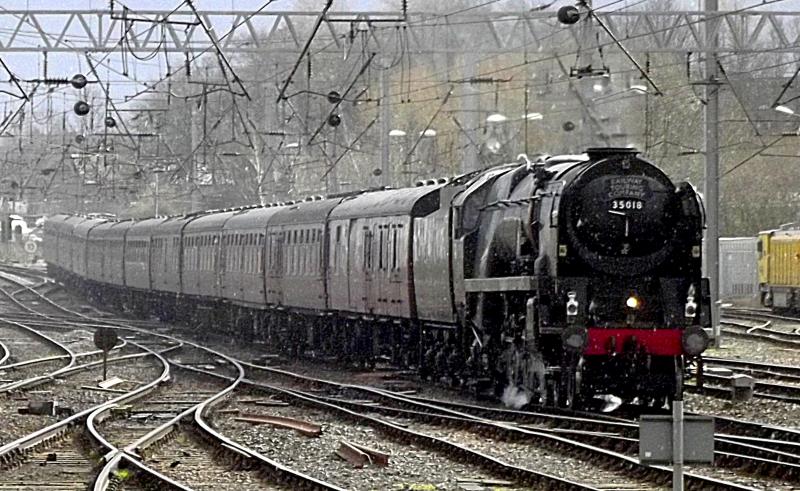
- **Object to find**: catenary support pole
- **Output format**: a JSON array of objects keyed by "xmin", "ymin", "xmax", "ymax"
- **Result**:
[
  {"xmin": 380, "ymin": 65, "xmax": 391, "ymax": 187},
  {"xmin": 462, "ymin": 51, "xmax": 479, "ymax": 173},
  {"xmin": 704, "ymin": 0, "xmax": 721, "ymax": 348}
]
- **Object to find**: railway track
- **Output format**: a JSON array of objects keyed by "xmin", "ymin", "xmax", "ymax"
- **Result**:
[
  {"xmin": 0, "ymin": 266, "xmax": 345, "ymax": 491},
  {"xmin": 245, "ymin": 361, "xmax": 800, "ymax": 489},
  {"xmin": 3, "ymin": 263, "xmax": 798, "ymax": 489},
  {"xmin": 1, "ymin": 267, "xmax": 606, "ymax": 490},
  {"xmin": 720, "ymin": 307, "xmax": 800, "ymax": 348},
  {"xmin": 686, "ymin": 356, "xmax": 800, "ymax": 405}
]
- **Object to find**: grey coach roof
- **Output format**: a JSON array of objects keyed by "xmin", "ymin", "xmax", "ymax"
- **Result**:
[
  {"xmin": 184, "ymin": 210, "xmax": 236, "ymax": 233},
  {"xmin": 127, "ymin": 217, "xmax": 168, "ymax": 237},
  {"xmin": 270, "ymin": 197, "xmax": 343, "ymax": 226},
  {"xmin": 329, "ymin": 184, "xmax": 444, "ymax": 220},
  {"xmin": 74, "ymin": 217, "xmax": 107, "ymax": 238},
  {"xmin": 92, "ymin": 220, "xmax": 134, "ymax": 238},
  {"xmin": 223, "ymin": 205, "xmax": 285, "ymax": 230}
]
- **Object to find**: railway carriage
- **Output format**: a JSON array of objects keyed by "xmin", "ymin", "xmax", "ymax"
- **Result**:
[
  {"xmin": 86, "ymin": 220, "xmax": 132, "ymax": 307},
  {"xmin": 151, "ymin": 215, "xmax": 193, "ymax": 296},
  {"xmin": 328, "ymin": 185, "xmax": 443, "ymax": 320},
  {"xmin": 326, "ymin": 184, "xmax": 450, "ymax": 365},
  {"xmin": 266, "ymin": 198, "xmax": 340, "ymax": 311},
  {"xmin": 60, "ymin": 215, "xmax": 92, "ymax": 277},
  {"xmin": 181, "ymin": 211, "xmax": 236, "ymax": 300},
  {"xmin": 45, "ymin": 147, "xmax": 711, "ymax": 408},
  {"xmin": 86, "ymin": 221, "xmax": 110, "ymax": 283},
  {"xmin": 220, "ymin": 206, "xmax": 283, "ymax": 308},
  {"xmin": 124, "ymin": 218, "xmax": 166, "ymax": 292},
  {"xmin": 42, "ymin": 214, "xmax": 73, "ymax": 273},
  {"xmin": 264, "ymin": 198, "xmax": 341, "ymax": 355},
  {"xmin": 72, "ymin": 217, "xmax": 107, "ymax": 279}
]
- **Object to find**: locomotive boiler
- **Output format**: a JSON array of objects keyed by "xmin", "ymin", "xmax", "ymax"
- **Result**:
[{"xmin": 44, "ymin": 147, "xmax": 710, "ymax": 409}]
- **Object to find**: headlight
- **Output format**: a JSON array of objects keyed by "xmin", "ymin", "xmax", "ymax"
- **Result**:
[
  {"xmin": 626, "ymin": 296, "xmax": 640, "ymax": 309},
  {"xmin": 682, "ymin": 326, "xmax": 709, "ymax": 356}
]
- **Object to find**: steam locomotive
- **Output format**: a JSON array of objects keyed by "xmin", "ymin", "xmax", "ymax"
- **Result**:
[{"xmin": 44, "ymin": 147, "xmax": 710, "ymax": 408}]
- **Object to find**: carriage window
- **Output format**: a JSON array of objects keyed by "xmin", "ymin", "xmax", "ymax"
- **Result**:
[
  {"xmin": 364, "ymin": 230, "xmax": 372, "ymax": 270},
  {"xmin": 392, "ymin": 228, "xmax": 399, "ymax": 271},
  {"xmin": 379, "ymin": 229, "xmax": 385, "ymax": 270},
  {"xmin": 303, "ymin": 235, "xmax": 309, "ymax": 275}
]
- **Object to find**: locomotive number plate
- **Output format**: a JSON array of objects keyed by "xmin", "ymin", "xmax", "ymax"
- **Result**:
[{"xmin": 610, "ymin": 199, "xmax": 644, "ymax": 211}]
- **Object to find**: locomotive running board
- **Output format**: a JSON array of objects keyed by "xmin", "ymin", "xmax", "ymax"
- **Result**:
[{"xmin": 464, "ymin": 276, "xmax": 536, "ymax": 292}]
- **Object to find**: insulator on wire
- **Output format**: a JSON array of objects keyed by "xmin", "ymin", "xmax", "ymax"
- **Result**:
[
  {"xmin": 71, "ymin": 74, "xmax": 88, "ymax": 89},
  {"xmin": 327, "ymin": 91, "xmax": 342, "ymax": 104},
  {"xmin": 74, "ymin": 101, "xmax": 90, "ymax": 116},
  {"xmin": 557, "ymin": 6, "xmax": 580, "ymax": 25}
]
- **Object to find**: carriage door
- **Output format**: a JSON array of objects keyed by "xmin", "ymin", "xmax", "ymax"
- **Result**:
[
  {"xmin": 362, "ymin": 224, "xmax": 374, "ymax": 313},
  {"xmin": 218, "ymin": 233, "xmax": 228, "ymax": 297}
]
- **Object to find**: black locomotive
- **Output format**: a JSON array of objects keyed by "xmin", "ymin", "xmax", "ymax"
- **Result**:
[{"xmin": 45, "ymin": 147, "xmax": 711, "ymax": 408}]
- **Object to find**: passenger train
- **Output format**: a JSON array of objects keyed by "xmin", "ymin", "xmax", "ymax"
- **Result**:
[{"xmin": 45, "ymin": 148, "xmax": 711, "ymax": 408}]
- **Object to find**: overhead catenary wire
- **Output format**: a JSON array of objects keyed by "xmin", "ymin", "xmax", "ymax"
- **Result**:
[
  {"xmin": 364, "ymin": 0, "xmax": 791, "ymax": 103},
  {"xmin": 5, "ymin": 2, "xmax": 800, "ymax": 204},
  {"xmin": 401, "ymin": 86, "xmax": 453, "ymax": 168},
  {"xmin": 185, "ymin": 0, "xmax": 251, "ymax": 100},
  {"xmin": 276, "ymin": 0, "xmax": 333, "ymax": 103},
  {"xmin": 320, "ymin": 116, "xmax": 378, "ymax": 180}
]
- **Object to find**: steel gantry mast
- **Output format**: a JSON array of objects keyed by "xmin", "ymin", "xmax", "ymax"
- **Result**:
[{"xmin": 2, "ymin": 9, "xmax": 800, "ymax": 54}]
